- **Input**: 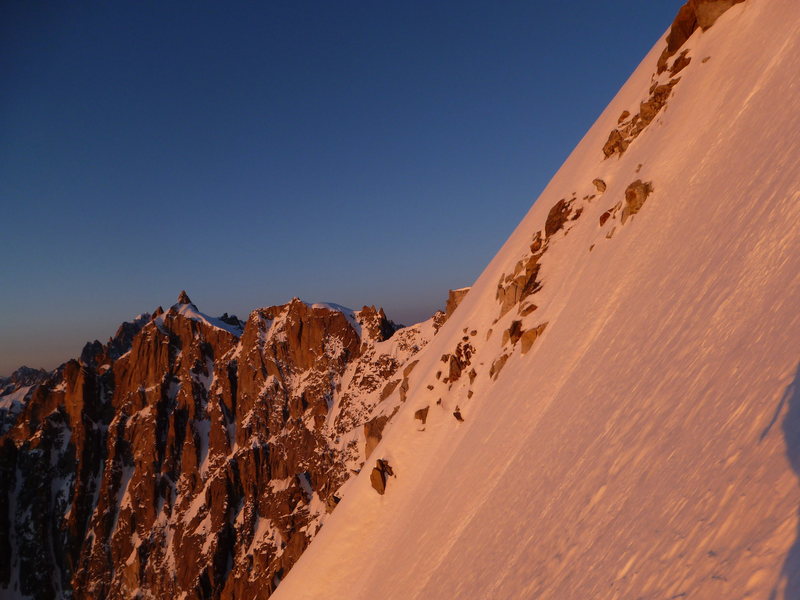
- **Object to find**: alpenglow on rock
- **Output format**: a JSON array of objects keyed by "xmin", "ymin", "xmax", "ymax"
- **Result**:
[{"xmin": 0, "ymin": 294, "xmax": 440, "ymax": 598}]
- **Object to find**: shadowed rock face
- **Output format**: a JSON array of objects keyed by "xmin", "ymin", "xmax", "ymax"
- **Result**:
[{"xmin": 0, "ymin": 294, "xmax": 430, "ymax": 600}]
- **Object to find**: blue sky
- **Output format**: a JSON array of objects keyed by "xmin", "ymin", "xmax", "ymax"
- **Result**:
[{"xmin": 0, "ymin": 1, "xmax": 681, "ymax": 374}]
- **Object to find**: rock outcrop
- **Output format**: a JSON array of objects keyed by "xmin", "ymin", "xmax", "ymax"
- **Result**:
[
  {"xmin": 0, "ymin": 293, "xmax": 434, "ymax": 599},
  {"xmin": 621, "ymin": 180, "xmax": 654, "ymax": 224},
  {"xmin": 657, "ymin": 0, "xmax": 746, "ymax": 73},
  {"xmin": 445, "ymin": 288, "xmax": 470, "ymax": 320},
  {"xmin": 603, "ymin": 0, "xmax": 745, "ymax": 161}
]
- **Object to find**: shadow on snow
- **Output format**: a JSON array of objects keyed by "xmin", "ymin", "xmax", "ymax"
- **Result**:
[{"xmin": 765, "ymin": 362, "xmax": 800, "ymax": 600}]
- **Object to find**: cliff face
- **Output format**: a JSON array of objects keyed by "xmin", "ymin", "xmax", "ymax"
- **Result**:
[{"xmin": 0, "ymin": 293, "xmax": 435, "ymax": 599}]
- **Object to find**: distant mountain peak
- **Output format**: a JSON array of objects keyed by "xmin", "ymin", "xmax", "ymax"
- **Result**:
[{"xmin": 177, "ymin": 290, "xmax": 192, "ymax": 305}]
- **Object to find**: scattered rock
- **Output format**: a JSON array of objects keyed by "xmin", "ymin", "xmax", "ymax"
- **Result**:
[
  {"xmin": 489, "ymin": 354, "xmax": 510, "ymax": 380},
  {"xmin": 670, "ymin": 49, "xmax": 692, "ymax": 75},
  {"xmin": 379, "ymin": 379, "xmax": 401, "ymax": 402},
  {"xmin": 657, "ymin": 2, "xmax": 697, "ymax": 73},
  {"xmin": 451, "ymin": 352, "xmax": 466, "ymax": 381},
  {"xmin": 530, "ymin": 230, "xmax": 543, "ymax": 253},
  {"xmin": 521, "ymin": 323, "xmax": 548, "ymax": 354},
  {"xmin": 364, "ymin": 415, "xmax": 390, "ymax": 460},
  {"xmin": 399, "ymin": 376, "xmax": 409, "ymax": 401},
  {"xmin": 693, "ymin": 0, "xmax": 746, "ymax": 30},
  {"xmin": 702, "ymin": 55, "xmax": 711, "ymax": 63},
  {"xmin": 657, "ymin": 0, "xmax": 745, "ymax": 73},
  {"xmin": 545, "ymin": 199, "xmax": 573, "ymax": 238},
  {"xmin": 621, "ymin": 180, "xmax": 654, "ymax": 224},
  {"xmin": 603, "ymin": 129, "xmax": 629, "ymax": 158},
  {"xmin": 604, "ymin": 78, "xmax": 679, "ymax": 158},
  {"xmin": 403, "ymin": 360, "xmax": 419, "ymax": 377},
  {"xmin": 325, "ymin": 494, "xmax": 341, "ymax": 513},
  {"xmin": 432, "ymin": 310, "xmax": 447, "ymax": 332},
  {"xmin": 503, "ymin": 320, "xmax": 524, "ymax": 346},
  {"xmin": 617, "ymin": 111, "xmax": 630, "ymax": 124},
  {"xmin": 496, "ymin": 251, "xmax": 544, "ymax": 318},
  {"xmin": 592, "ymin": 179, "xmax": 607, "ymax": 193},
  {"xmin": 599, "ymin": 210, "xmax": 612, "ymax": 227},
  {"xmin": 453, "ymin": 407, "xmax": 464, "ymax": 422},
  {"xmin": 414, "ymin": 406, "xmax": 429, "ymax": 425},
  {"xmin": 370, "ymin": 459, "xmax": 394, "ymax": 495}
]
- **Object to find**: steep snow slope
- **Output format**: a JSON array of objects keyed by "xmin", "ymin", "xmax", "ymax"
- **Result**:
[{"xmin": 274, "ymin": 2, "xmax": 800, "ymax": 599}]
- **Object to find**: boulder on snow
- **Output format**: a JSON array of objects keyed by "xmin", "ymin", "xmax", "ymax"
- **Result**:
[
  {"xmin": 545, "ymin": 199, "xmax": 573, "ymax": 237},
  {"xmin": 621, "ymin": 180, "xmax": 654, "ymax": 224},
  {"xmin": 603, "ymin": 129, "xmax": 629, "ymax": 158},
  {"xmin": 692, "ymin": 0, "xmax": 746, "ymax": 30},
  {"xmin": 521, "ymin": 323, "xmax": 548, "ymax": 355},
  {"xmin": 657, "ymin": 0, "xmax": 745, "ymax": 72},
  {"xmin": 496, "ymin": 253, "xmax": 543, "ymax": 319},
  {"xmin": 364, "ymin": 416, "xmax": 390, "ymax": 460},
  {"xmin": 670, "ymin": 49, "xmax": 692, "ymax": 75},
  {"xmin": 379, "ymin": 379, "xmax": 401, "ymax": 402},
  {"xmin": 502, "ymin": 320, "xmax": 524, "ymax": 346},
  {"xmin": 414, "ymin": 406, "xmax": 429, "ymax": 425},
  {"xmin": 370, "ymin": 459, "xmax": 394, "ymax": 495},
  {"xmin": 489, "ymin": 354, "xmax": 510, "ymax": 380},
  {"xmin": 370, "ymin": 466, "xmax": 386, "ymax": 495}
]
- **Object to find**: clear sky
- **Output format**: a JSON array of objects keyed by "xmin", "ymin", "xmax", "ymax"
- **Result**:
[{"xmin": 0, "ymin": 1, "xmax": 681, "ymax": 375}]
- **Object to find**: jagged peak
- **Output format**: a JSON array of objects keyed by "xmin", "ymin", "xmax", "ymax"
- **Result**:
[
  {"xmin": 1, "ymin": 365, "xmax": 49, "ymax": 387},
  {"xmin": 158, "ymin": 297, "xmax": 243, "ymax": 337}
]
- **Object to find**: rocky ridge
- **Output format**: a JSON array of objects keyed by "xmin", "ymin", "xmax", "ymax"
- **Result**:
[{"xmin": 0, "ymin": 292, "xmax": 446, "ymax": 599}]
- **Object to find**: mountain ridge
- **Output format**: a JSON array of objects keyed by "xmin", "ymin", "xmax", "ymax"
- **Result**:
[
  {"xmin": 3, "ymin": 0, "xmax": 800, "ymax": 598},
  {"xmin": 0, "ymin": 292, "xmax": 458, "ymax": 598}
]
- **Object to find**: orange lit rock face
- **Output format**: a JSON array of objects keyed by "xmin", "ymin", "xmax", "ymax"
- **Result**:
[
  {"xmin": 657, "ymin": 0, "xmax": 746, "ymax": 72},
  {"xmin": 0, "ymin": 294, "xmax": 428, "ymax": 599}
]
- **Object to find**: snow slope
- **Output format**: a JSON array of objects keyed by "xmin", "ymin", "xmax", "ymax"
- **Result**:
[{"xmin": 274, "ymin": 2, "xmax": 800, "ymax": 599}]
